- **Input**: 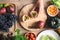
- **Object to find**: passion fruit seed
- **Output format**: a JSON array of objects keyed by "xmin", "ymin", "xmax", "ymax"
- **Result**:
[
  {"xmin": 31, "ymin": 11, "xmax": 37, "ymax": 17},
  {"xmin": 23, "ymin": 15, "xmax": 29, "ymax": 21},
  {"xmin": 32, "ymin": 13, "xmax": 36, "ymax": 17},
  {"xmin": 24, "ymin": 16, "xmax": 29, "ymax": 21}
]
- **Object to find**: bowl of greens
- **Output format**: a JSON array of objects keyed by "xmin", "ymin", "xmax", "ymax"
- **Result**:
[{"xmin": 36, "ymin": 30, "xmax": 60, "ymax": 40}]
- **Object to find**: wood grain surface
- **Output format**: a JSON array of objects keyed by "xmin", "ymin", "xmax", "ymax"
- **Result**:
[{"xmin": 0, "ymin": 0, "xmax": 53, "ymax": 36}]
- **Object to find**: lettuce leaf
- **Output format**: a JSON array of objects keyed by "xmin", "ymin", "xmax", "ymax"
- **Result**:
[{"xmin": 51, "ymin": 0, "xmax": 60, "ymax": 9}]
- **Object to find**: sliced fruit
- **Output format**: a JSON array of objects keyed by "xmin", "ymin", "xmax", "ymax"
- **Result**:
[
  {"xmin": 22, "ymin": 15, "xmax": 29, "ymax": 21},
  {"xmin": 30, "ymin": 11, "xmax": 37, "ymax": 18},
  {"xmin": 7, "ymin": 4, "xmax": 15, "ymax": 13},
  {"xmin": 9, "ymin": 4, "xmax": 15, "ymax": 12}
]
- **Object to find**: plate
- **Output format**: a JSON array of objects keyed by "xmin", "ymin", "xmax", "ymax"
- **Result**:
[
  {"xmin": 19, "ymin": 3, "xmax": 41, "ymax": 31},
  {"xmin": 19, "ymin": 2, "xmax": 47, "ymax": 31},
  {"xmin": 36, "ymin": 30, "xmax": 60, "ymax": 40}
]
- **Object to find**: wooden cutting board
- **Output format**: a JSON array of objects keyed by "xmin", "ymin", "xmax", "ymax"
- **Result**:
[
  {"xmin": 19, "ymin": 3, "xmax": 44, "ymax": 31},
  {"xmin": 18, "ymin": 0, "xmax": 51, "ymax": 35},
  {"xmin": 0, "ymin": 0, "xmax": 57, "ymax": 36},
  {"xmin": 17, "ymin": 0, "xmax": 51, "ymax": 35}
]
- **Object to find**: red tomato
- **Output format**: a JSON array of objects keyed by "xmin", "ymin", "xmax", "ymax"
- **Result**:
[{"xmin": 25, "ymin": 32, "xmax": 36, "ymax": 40}]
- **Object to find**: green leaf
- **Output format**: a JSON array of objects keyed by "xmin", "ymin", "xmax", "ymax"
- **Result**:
[
  {"xmin": 14, "ymin": 29, "xmax": 20, "ymax": 36},
  {"xmin": 51, "ymin": 0, "xmax": 60, "ymax": 9},
  {"xmin": 13, "ymin": 29, "xmax": 27, "ymax": 40}
]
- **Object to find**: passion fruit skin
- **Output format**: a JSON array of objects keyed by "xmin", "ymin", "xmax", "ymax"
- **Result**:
[
  {"xmin": 37, "ymin": 21, "xmax": 44, "ymax": 28},
  {"xmin": 6, "ymin": 4, "xmax": 15, "ymax": 13},
  {"xmin": 48, "ymin": 17, "xmax": 60, "ymax": 29}
]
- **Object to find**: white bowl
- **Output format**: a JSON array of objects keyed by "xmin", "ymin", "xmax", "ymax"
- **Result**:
[
  {"xmin": 36, "ymin": 30, "xmax": 60, "ymax": 40},
  {"xmin": 47, "ymin": 5, "xmax": 59, "ymax": 17}
]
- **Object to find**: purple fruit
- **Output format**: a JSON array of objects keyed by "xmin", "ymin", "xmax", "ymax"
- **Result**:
[
  {"xmin": 7, "ymin": 4, "xmax": 15, "ymax": 13},
  {"xmin": 37, "ymin": 21, "xmax": 44, "ymax": 28},
  {"xmin": 0, "ymin": 8, "xmax": 6, "ymax": 14}
]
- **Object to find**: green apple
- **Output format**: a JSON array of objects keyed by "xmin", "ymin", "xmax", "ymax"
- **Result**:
[{"xmin": 0, "ymin": 4, "xmax": 3, "ymax": 8}]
